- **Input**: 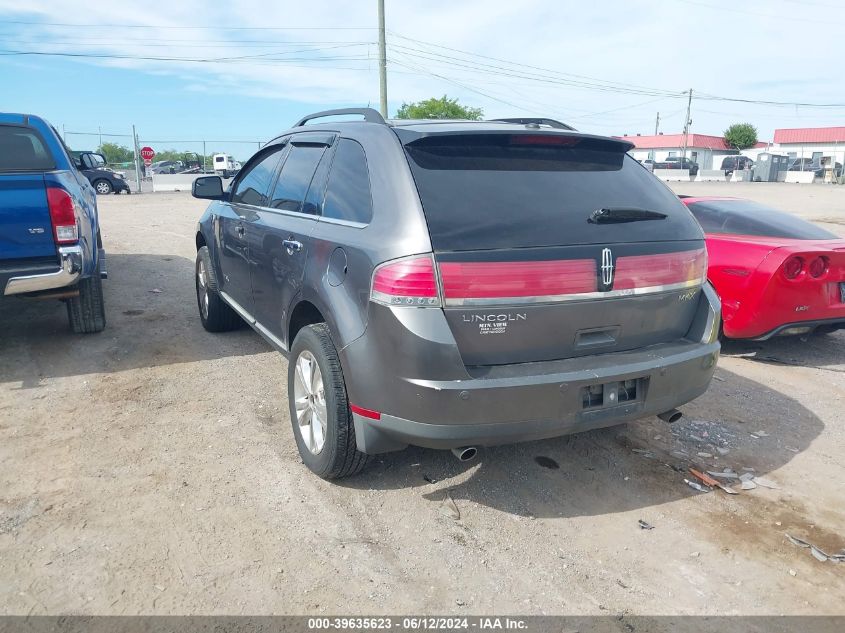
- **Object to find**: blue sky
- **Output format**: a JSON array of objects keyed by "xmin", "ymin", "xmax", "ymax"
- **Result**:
[{"xmin": 2, "ymin": 0, "xmax": 845, "ymax": 160}]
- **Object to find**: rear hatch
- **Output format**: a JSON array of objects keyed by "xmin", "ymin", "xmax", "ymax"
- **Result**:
[
  {"xmin": 0, "ymin": 124, "xmax": 58, "ymax": 261},
  {"xmin": 400, "ymin": 130, "xmax": 706, "ymax": 365}
]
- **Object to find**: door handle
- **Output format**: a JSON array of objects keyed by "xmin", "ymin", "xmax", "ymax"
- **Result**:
[
  {"xmin": 236, "ymin": 224, "xmax": 245, "ymax": 236},
  {"xmin": 283, "ymin": 239, "xmax": 303, "ymax": 254}
]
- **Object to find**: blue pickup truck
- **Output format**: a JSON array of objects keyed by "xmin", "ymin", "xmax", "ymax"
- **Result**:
[{"xmin": 0, "ymin": 113, "xmax": 107, "ymax": 333}]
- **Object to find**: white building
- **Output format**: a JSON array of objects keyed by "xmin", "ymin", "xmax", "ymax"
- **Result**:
[
  {"xmin": 616, "ymin": 133, "xmax": 759, "ymax": 170},
  {"xmin": 769, "ymin": 127, "xmax": 845, "ymax": 167}
]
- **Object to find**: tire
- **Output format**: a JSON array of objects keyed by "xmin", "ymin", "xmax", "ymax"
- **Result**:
[
  {"xmin": 93, "ymin": 179, "xmax": 113, "ymax": 195},
  {"xmin": 288, "ymin": 324, "xmax": 369, "ymax": 479},
  {"xmin": 222, "ymin": 170, "xmax": 229, "ymax": 179},
  {"xmin": 67, "ymin": 275, "xmax": 106, "ymax": 333},
  {"xmin": 195, "ymin": 246, "xmax": 241, "ymax": 332}
]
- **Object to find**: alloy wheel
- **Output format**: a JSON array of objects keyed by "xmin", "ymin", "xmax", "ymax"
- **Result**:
[{"xmin": 293, "ymin": 351, "xmax": 328, "ymax": 454}]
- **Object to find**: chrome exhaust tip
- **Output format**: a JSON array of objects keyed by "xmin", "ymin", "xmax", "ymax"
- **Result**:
[
  {"xmin": 450, "ymin": 446, "xmax": 478, "ymax": 462},
  {"xmin": 657, "ymin": 409, "xmax": 683, "ymax": 423}
]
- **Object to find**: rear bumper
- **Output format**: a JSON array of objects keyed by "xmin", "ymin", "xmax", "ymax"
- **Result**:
[
  {"xmin": 3, "ymin": 245, "xmax": 83, "ymax": 296},
  {"xmin": 352, "ymin": 339, "xmax": 720, "ymax": 453},
  {"xmin": 346, "ymin": 283, "xmax": 721, "ymax": 454}
]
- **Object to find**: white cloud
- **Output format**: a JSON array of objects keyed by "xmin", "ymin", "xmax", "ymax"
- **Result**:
[{"xmin": 1, "ymin": 0, "xmax": 844, "ymax": 138}]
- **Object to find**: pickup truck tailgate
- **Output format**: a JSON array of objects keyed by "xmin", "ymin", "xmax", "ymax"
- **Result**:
[{"xmin": 0, "ymin": 173, "xmax": 56, "ymax": 260}]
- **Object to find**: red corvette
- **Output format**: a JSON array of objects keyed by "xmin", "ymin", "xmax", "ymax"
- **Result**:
[{"xmin": 680, "ymin": 196, "xmax": 845, "ymax": 340}]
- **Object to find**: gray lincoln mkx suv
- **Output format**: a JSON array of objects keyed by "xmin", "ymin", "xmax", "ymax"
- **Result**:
[{"xmin": 191, "ymin": 108, "xmax": 721, "ymax": 479}]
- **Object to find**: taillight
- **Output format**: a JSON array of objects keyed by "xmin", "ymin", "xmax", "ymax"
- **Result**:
[
  {"xmin": 783, "ymin": 256, "xmax": 804, "ymax": 280},
  {"xmin": 614, "ymin": 248, "xmax": 707, "ymax": 290},
  {"xmin": 371, "ymin": 255, "xmax": 440, "ymax": 306},
  {"xmin": 47, "ymin": 187, "xmax": 78, "ymax": 244},
  {"xmin": 808, "ymin": 256, "xmax": 829, "ymax": 279},
  {"xmin": 440, "ymin": 259, "xmax": 596, "ymax": 304}
]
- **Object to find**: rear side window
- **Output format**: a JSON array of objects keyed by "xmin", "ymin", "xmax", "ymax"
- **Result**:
[
  {"xmin": 322, "ymin": 139, "xmax": 373, "ymax": 224},
  {"xmin": 403, "ymin": 133, "xmax": 701, "ymax": 250},
  {"xmin": 269, "ymin": 144, "xmax": 326, "ymax": 213},
  {"xmin": 687, "ymin": 200, "xmax": 837, "ymax": 239},
  {"xmin": 231, "ymin": 147, "xmax": 284, "ymax": 206},
  {"xmin": 0, "ymin": 125, "xmax": 55, "ymax": 172}
]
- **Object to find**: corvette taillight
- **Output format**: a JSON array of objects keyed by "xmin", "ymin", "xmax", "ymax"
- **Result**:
[
  {"xmin": 371, "ymin": 255, "xmax": 440, "ymax": 306},
  {"xmin": 47, "ymin": 187, "xmax": 78, "ymax": 244},
  {"xmin": 783, "ymin": 256, "xmax": 804, "ymax": 280},
  {"xmin": 808, "ymin": 256, "xmax": 829, "ymax": 279}
]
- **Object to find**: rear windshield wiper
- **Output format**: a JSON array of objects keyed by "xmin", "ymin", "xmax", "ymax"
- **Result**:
[{"xmin": 588, "ymin": 207, "xmax": 668, "ymax": 224}]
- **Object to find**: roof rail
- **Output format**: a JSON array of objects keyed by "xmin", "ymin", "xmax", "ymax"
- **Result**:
[
  {"xmin": 293, "ymin": 108, "xmax": 386, "ymax": 128},
  {"xmin": 489, "ymin": 117, "xmax": 575, "ymax": 131}
]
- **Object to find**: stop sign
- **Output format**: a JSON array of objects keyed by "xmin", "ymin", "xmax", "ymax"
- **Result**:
[{"xmin": 140, "ymin": 146, "xmax": 155, "ymax": 161}]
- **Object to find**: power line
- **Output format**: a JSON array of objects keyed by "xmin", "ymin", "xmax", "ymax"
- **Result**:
[
  {"xmin": 388, "ymin": 35, "xmax": 845, "ymax": 109},
  {"xmin": 0, "ymin": 20, "xmax": 374, "ymax": 30},
  {"xmin": 388, "ymin": 45, "xmax": 684, "ymax": 98},
  {"xmin": 569, "ymin": 96, "xmax": 672, "ymax": 120},
  {"xmin": 0, "ymin": 36, "xmax": 373, "ymax": 49},
  {"xmin": 0, "ymin": 49, "xmax": 372, "ymax": 64},
  {"xmin": 388, "ymin": 32, "xmax": 682, "ymax": 97},
  {"xmin": 390, "ymin": 57, "xmax": 535, "ymax": 114}
]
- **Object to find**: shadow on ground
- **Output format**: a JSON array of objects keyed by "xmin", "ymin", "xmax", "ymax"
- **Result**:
[
  {"xmin": 336, "ymin": 367, "xmax": 823, "ymax": 519},
  {"xmin": 721, "ymin": 331, "xmax": 845, "ymax": 372},
  {"xmin": 0, "ymin": 253, "xmax": 269, "ymax": 388}
]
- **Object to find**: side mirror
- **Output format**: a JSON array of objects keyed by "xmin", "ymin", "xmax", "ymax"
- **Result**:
[{"xmin": 192, "ymin": 176, "xmax": 225, "ymax": 200}]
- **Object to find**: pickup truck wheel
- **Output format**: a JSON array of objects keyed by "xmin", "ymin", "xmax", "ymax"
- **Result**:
[
  {"xmin": 67, "ymin": 275, "xmax": 106, "ymax": 333},
  {"xmin": 196, "ymin": 246, "xmax": 241, "ymax": 332},
  {"xmin": 289, "ymin": 324, "xmax": 369, "ymax": 479},
  {"xmin": 93, "ymin": 179, "xmax": 113, "ymax": 195}
]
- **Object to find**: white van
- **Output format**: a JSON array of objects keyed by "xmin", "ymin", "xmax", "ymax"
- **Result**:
[{"xmin": 212, "ymin": 154, "xmax": 241, "ymax": 178}]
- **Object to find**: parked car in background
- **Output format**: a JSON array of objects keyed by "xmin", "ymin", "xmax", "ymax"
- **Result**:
[
  {"xmin": 151, "ymin": 160, "xmax": 183, "ymax": 175},
  {"xmin": 0, "ymin": 113, "xmax": 107, "ymax": 333},
  {"xmin": 681, "ymin": 196, "xmax": 844, "ymax": 340},
  {"xmin": 212, "ymin": 153, "xmax": 241, "ymax": 178},
  {"xmin": 720, "ymin": 155, "xmax": 753, "ymax": 174},
  {"xmin": 72, "ymin": 151, "xmax": 131, "ymax": 195},
  {"xmin": 788, "ymin": 158, "xmax": 815, "ymax": 172},
  {"xmin": 787, "ymin": 158, "xmax": 842, "ymax": 178},
  {"xmin": 652, "ymin": 156, "xmax": 699, "ymax": 175},
  {"xmin": 639, "ymin": 158, "xmax": 655, "ymax": 171},
  {"xmin": 191, "ymin": 108, "xmax": 721, "ymax": 479}
]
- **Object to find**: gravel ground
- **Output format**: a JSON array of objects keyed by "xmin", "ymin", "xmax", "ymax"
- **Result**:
[{"xmin": 1, "ymin": 184, "xmax": 844, "ymax": 616}]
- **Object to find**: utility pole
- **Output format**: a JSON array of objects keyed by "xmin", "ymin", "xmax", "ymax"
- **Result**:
[
  {"xmin": 98, "ymin": 126, "xmax": 102, "ymax": 149},
  {"xmin": 654, "ymin": 111, "xmax": 660, "ymax": 135},
  {"xmin": 202, "ymin": 140, "xmax": 206, "ymax": 173},
  {"xmin": 377, "ymin": 0, "xmax": 388, "ymax": 118},
  {"xmin": 132, "ymin": 125, "xmax": 141, "ymax": 194},
  {"xmin": 681, "ymin": 88, "xmax": 693, "ymax": 161}
]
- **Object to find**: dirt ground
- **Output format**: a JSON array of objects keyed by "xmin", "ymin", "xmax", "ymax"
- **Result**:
[{"xmin": 1, "ymin": 183, "xmax": 844, "ymax": 616}]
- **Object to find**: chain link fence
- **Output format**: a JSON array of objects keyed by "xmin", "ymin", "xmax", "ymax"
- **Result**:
[{"xmin": 62, "ymin": 126, "xmax": 265, "ymax": 192}]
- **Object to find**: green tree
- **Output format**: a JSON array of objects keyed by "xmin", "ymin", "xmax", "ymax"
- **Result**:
[
  {"xmin": 724, "ymin": 123, "xmax": 758, "ymax": 150},
  {"xmin": 96, "ymin": 142, "xmax": 134, "ymax": 163},
  {"xmin": 394, "ymin": 95, "xmax": 483, "ymax": 120},
  {"xmin": 152, "ymin": 148, "xmax": 185, "ymax": 162}
]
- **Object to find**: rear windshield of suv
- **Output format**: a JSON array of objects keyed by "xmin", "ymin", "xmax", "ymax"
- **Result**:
[
  {"xmin": 0, "ymin": 125, "xmax": 55, "ymax": 172},
  {"xmin": 402, "ymin": 133, "xmax": 701, "ymax": 251}
]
